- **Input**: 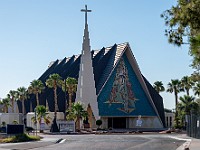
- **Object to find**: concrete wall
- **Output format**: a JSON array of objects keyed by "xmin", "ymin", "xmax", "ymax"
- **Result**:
[
  {"xmin": 0, "ymin": 113, "xmax": 23, "ymax": 125},
  {"xmin": 26, "ymin": 112, "xmax": 64, "ymax": 130},
  {"xmin": 165, "ymin": 112, "xmax": 175, "ymax": 128},
  {"xmin": 101, "ymin": 116, "xmax": 163, "ymax": 129},
  {"xmin": 128, "ymin": 116, "xmax": 163, "ymax": 128},
  {"xmin": 101, "ymin": 117, "xmax": 108, "ymax": 129}
]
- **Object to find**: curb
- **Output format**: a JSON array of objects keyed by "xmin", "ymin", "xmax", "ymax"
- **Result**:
[
  {"xmin": 172, "ymin": 137, "xmax": 191, "ymax": 150},
  {"xmin": 181, "ymin": 141, "xmax": 190, "ymax": 150}
]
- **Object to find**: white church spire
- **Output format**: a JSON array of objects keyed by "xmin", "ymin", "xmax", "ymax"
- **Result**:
[{"xmin": 75, "ymin": 5, "xmax": 99, "ymax": 120}]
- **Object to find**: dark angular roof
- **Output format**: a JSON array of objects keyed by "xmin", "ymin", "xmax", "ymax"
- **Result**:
[
  {"xmin": 142, "ymin": 76, "xmax": 166, "ymax": 128},
  {"xmin": 22, "ymin": 42, "xmax": 165, "ymax": 127}
]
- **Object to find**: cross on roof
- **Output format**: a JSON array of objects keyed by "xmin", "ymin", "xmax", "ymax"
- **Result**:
[{"xmin": 81, "ymin": 5, "xmax": 92, "ymax": 25}]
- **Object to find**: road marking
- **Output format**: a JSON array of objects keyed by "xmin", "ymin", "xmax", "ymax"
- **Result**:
[
  {"xmin": 168, "ymin": 136, "xmax": 191, "ymax": 142},
  {"xmin": 59, "ymin": 139, "xmax": 66, "ymax": 143}
]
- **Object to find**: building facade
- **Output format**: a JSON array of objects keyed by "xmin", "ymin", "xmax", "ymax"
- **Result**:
[{"xmin": 19, "ymin": 5, "xmax": 166, "ymax": 129}]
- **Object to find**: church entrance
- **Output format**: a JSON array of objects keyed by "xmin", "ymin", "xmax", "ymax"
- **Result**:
[{"xmin": 108, "ymin": 117, "xmax": 126, "ymax": 129}]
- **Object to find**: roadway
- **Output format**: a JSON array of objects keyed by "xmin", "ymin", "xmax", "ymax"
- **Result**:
[{"xmin": 0, "ymin": 133, "xmax": 187, "ymax": 150}]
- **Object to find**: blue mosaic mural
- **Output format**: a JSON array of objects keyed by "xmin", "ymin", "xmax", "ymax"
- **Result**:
[{"xmin": 98, "ymin": 54, "xmax": 157, "ymax": 117}]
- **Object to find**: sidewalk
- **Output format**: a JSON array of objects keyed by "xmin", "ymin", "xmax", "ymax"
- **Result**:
[
  {"xmin": 189, "ymin": 138, "xmax": 200, "ymax": 150},
  {"xmin": 175, "ymin": 133, "xmax": 200, "ymax": 150}
]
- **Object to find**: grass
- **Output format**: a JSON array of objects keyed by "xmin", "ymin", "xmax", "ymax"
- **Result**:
[{"xmin": 0, "ymin": 133, "xmax": 40, "ymax": 143}]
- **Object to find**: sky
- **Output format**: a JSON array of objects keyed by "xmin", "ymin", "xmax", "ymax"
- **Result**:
[{"xmin": 0, "ymin": 0, "xmax": 195, "ymax": 109}]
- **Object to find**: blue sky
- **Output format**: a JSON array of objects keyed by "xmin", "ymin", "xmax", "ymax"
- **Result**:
[{"xmin": 0, "ymin": 0, "xmax": 194, "ymax": 109}]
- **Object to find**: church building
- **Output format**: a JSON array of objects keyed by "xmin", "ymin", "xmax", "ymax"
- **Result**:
[{"xmin": 23, "ymin": 5, "xmax": 166, "ymax": 129}]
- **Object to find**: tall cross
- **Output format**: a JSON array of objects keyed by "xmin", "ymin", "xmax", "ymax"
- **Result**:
[{"xmin": 81, "ymin": 5, "xmax": 92, "ymax": 25}]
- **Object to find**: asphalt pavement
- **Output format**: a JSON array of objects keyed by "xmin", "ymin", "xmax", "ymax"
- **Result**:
[{"xmin": 0, "ymin": 132, "xmax": 199, "ymax": 150}]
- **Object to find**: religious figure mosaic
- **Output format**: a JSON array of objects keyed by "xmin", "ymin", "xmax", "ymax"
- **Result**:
[{"xmin": 105, "ymin": 58, "xmax": 138, "ymax": 113}]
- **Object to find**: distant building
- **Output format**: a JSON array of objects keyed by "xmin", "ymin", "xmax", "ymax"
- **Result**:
[{"xmin": 165, "ymin": 112, "xmax": 175, "ymax": 128}]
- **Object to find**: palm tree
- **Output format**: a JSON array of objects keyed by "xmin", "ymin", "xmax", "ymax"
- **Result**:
[
  {"xmin": 7, "ymin": 90, "xmax": 17, "ymax": 113},
  {"xmin": 190, "ymin": 72, "xmax": 200, "ymax": 82},
  {"xmin": 31, "ymin": 105, "xmax": 51, "ymax": 132},
  {"xmin": 66, "ymin": 102, "xmax": 88, "ymax": 130},
  {"xmin": 153, "ymin": 81, "xmax": 165, "ymax": 93},
  {"xmin": 62, "ymin": 77, "xmax": 77, "ymax": 110},
  {"xmin": 28, "ymin": 79, "xmax": 45, "ymax": 106},
  {"xmin": 45, "ymin": 73, "xmax": 63, "ymax": 119},
  {"xmin": 178, "ymin": 95, "xmax": 199, "ymax": 128},
  {"xmin": 0, "ymin": 98, "xmax": 11, "ymax": 113},
  {"xmin": 193, "ymin": 83, "xmax": 200, "ymax": 97},
  {"xmin": 16, "ymin": 87, "xmax": 29, "ymax": 115},
  {"xmin": 179, "ymin": 95, "xmax": 196, "ymax": 115},
  {"xmin": 180, "ymin": 76, "xmax": 194, "ymax": 96},
  {"xmin": 167, "ymin": 79, "xmax": 183, "ymax": 127},
  {"xmin": 196, "ymin": 98, "xmax": 200, "ymax": 115},
  {"xmin": 167, "ymin": 79, "xmax": 182, "ymax": 107}
]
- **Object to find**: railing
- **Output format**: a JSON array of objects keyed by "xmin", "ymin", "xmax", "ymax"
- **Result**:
[{"xmin": 186, "ymin": 114, "xmax": 200, "ymax": 139}]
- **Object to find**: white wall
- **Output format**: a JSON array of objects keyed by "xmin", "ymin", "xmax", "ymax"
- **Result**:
[
  {"xmin": 0, "ymin": 113, "xmax": 23, "ymax": 125},
  {"xmin": 165, "ymin": 112, "xmax": 175, "ymax": 128},
  {"xmin": 26, "ymin": 112, "xmax": 64, "ymax": 130}
]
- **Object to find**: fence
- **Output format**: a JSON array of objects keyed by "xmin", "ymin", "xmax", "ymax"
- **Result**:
[{"xmin": 186, "ymin": 114, "xmax": 200, "ymax": 139}]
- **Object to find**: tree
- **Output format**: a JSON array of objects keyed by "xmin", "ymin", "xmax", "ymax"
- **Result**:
[
  {"xmin": 7, "ymin": 90, "xmax": 17, "ymax": 113},
  {"xmin": 66, "ymin": 102, "xmax": 88, "ymax": 131},
  {"xmin": 62, "ymin": 77, "xmax": 77, "ymax": 110},
  {"xmin": 196, "ymin": 98, "xmax": 200, "ymax": 115},
  {"xmin": 167, "ymin": 79, "xmax": 183, "ymax": 127},
  {"xmin": 161, "ymin": 0, "xmax": 200, "ymax": 69},
  {"xmin": 16, "ymin": 87, "xmax": 29, "ymax": 115},
  {"xmin": 178, "ymin": 95, "xmax": 199, "ymax": 128},
  {"xmin": 190, "ymin": 71, "xmax": 200, "ymax": 82},
  {"xmin": 179, "ymin": 95, "xmax": 196, "ymax": 115},
  {"xmin": 167, "ymin": 79, "xmax": 183, "ymax": 107},
  {"xmin": 46, "ymin": 73, "xmax": 62, "ymax": 132},
  {"xmin": 31, "ymin": 105, "xmax": 51, "ymax": 132},
  {"xmin": 28, "ymin": 79, "xmax": 45, "ymax": 106},
  {"xmin": 45, "ymin": 74, "xmax": 63, "ymax": 120},
  {"xmin": 153, "ymin": 81, "xmax": 165, "ymax": 93},
  {"xmin": 193, "ymin": 83, "xmax": 200, "ymax": 97},
  {"xmin": 180, "ymin": 76, "xmax": 194, "ymax": 96},
  {"xmin": 0, "ymin": 98, "xmax": 10, "ymax": 113}
]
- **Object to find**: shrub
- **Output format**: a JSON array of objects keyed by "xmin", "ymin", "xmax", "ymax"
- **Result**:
[
  {"xmin": 1, "ymin": 121, "xmax": 6, "ymax": 127},
  {"xmin": 12, "ymin": 120, "xmax": 19, "ymax": 125},
  {"xmin": 0, "ymin": 133, "xmax": 40, "ymax": 143},
  {"xmin": 96, "ymin": 120, "xmax": 102, "ymax": 128},
  {"xmin": 25, "ymin": 126, "xmax": 34, "ymax": 133}
]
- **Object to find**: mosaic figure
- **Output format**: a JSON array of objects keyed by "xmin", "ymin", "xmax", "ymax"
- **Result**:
[{"xmin": 105, "ymin": 58, "xmax": 138, "ymax": 113}]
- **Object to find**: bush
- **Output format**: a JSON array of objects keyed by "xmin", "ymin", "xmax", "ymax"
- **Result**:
[
  {"xmin": 25, "ymin": 126, "xmax": 34, "ymax": 132},
  {"xmin": 12, "ymin": 120, "xmax": 19, "ymax": 125},
  {"xmin": 1, "ymin": 121, "xmax": 6, "ymax": 127},
  {"xmin": 0, "ymin": 133, "xmax": 40, "ymax": 143},
  {"xmin": 96, "ymin": 120, "xmax": 102, "ymax": 128}
]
